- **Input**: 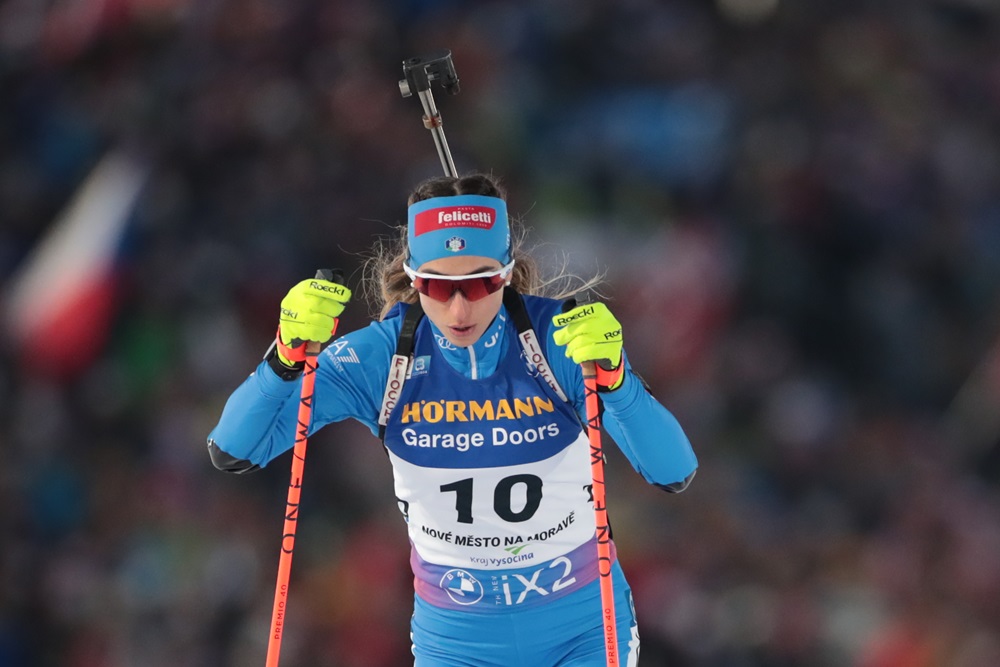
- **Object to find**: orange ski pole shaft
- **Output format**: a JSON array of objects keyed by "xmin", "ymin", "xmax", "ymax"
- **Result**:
[
  {"xmin": 265, "ymin": 270, "xmax": 340, "ymax": 667},
  {"xmin": 582, "ymin": 359, "xmax": 619, "ymax": 666}
]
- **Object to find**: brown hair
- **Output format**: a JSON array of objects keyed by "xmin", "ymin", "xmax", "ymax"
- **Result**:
[{"xmin": 361, "ymin": 173, "xmax": 600, "ymax": 320}]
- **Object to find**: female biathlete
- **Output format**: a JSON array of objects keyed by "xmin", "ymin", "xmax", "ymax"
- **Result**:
[{"xmin": 207, "ymin": 172, "xmax": 697, "ymax": 666}]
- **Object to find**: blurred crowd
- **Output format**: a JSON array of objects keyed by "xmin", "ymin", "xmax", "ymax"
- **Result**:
[{"xmin": 3, "ymin": 0, "xmax": 1000, "ymax": 665}]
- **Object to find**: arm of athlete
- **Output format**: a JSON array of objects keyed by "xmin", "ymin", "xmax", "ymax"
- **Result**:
[
  {"xmin": 206, "ymin": 278, "xmax": 397, "ymax": 471},
  {"xmin": 549, "ymin": 301, "xmax": 697, "ymax": 492}
]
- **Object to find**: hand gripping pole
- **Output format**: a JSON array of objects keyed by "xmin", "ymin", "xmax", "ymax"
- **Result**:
[
  {"xmin": 400, "ymin": 50, "xmax": 461, "ymax": 177},
  {"xmin": 265, "ymin": 268, "xmax": 342, "ymax": 667}
]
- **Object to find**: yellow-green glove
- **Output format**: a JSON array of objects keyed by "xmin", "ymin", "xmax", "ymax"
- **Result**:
[
  {"xmin": 551, "ymin": 302, "xmax": 625, "ymax": 391},
  {"xmin": 276, "ymin": 277, "xmax": 351, "ymax": 366}
]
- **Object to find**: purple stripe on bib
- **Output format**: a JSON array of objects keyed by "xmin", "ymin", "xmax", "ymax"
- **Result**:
[{"xmin": 411, "ymin": 538, "xmax": 618, "ymax": 612}]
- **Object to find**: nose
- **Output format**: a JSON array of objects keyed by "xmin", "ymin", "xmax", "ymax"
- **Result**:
[{"xmin": 449, "ymin": 291, "xmax": 472, "ymax": 319}]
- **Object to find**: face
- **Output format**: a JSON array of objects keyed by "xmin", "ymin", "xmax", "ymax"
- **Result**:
[{"xmin": 414, "ymin": 255, "xmax": 507, "ymax": 348}]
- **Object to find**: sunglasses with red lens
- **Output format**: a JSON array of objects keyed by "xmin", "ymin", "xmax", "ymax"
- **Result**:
[{"xmin": 404, "ymin": 261, "xmax": 515, "ymax": 303}]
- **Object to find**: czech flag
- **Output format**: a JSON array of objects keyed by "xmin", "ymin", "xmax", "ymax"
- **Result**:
[{"xmin": 4, "ymin": 150, "xmax": 149, "ymax": 380}]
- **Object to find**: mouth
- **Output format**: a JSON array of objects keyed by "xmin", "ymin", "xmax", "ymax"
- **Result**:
[{"xmin": 449, "ymin": 324, "xmax": 476, "ymax": 338}]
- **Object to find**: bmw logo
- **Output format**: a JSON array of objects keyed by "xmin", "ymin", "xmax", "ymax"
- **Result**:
[{"xmin": 440, "ymin": 569, "xmax": 484, "ymax": 605}]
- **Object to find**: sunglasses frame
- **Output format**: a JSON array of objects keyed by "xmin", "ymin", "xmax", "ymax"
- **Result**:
[{"xmin": 404, "ymin": 260, "xmax": 515, "ymax": 302}]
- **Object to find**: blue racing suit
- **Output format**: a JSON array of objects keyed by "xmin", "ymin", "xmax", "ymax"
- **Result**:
[{"xmin": 208, "ymin": 293, "xmax": 697, "ymax": 666}]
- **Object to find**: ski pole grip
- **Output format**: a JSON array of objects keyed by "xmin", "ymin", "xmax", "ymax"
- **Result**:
[
  {"xmin": 315, "ymin": 268, "xmax": 344, "ymax": 283},
  {"xmin": 561, "ymin": 292, "xmax": 597, "ymax": 377},
  {"xmin": 306, "ymin": 269, "xmax": 345, "ymax": 354},
  {"xmin": 561, "ymin": 289, "xmax": 596, "ymax": 313},
  {"xmin": 561, "ymin": 288, "xmax": 596, "ymax": 313}
]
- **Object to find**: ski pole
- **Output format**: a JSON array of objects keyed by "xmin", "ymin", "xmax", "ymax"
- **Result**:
[
  {"xmin": 265, "ymin": 268, "xmax": 342, "ymax": 667},
  {"xmin": 563, "ymin": 295, "xmax": 619, "ymax": 666},
  {"xmin": 399, "ymin": 49, "xmax": 461, "ymax": 177},
  {"xmin": 582, "ymin": 357, "xmax": 619, "ymax": 666}
]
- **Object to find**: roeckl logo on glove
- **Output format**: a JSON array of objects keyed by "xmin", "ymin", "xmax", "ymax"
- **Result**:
[
  {"xmin": 604, "ymin": 329, "xmax": 622, "ymax": 340},
  {"xmin": 310, "ymin": 281, "xmax": 347, "ymax": 295},
  {"xmin": 553, "ymin": 306, "xmax": 595, "ymax": 327},
  {"xmin": 280, "ymin": 307, "xmax": 298, "ymax": 319}
]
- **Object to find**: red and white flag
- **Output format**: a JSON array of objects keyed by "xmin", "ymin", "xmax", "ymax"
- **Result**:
[{"xmin": 4, "ymin": 150, "xmax": 149, "ymax": 379}]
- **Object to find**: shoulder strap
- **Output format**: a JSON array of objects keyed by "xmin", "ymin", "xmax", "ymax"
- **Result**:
[
  {"xmin": 502, "ymin": 286, "xmax": 534, "ymax": 334},
  {"xmin": 503, "ymin": 288, "xmax": 569, "ymax": 403},
  {"xmin": 377, "ymin": 301, "xmax": 424, "ymax": 441}
]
